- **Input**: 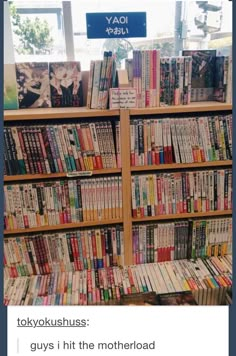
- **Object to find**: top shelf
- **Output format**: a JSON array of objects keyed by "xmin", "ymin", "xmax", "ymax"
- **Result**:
[
  {"xmin": 4, "ymin": 107, "xmax": 120, "ymax": 121},
  {"xmin": 129, "ymin": 102, "xmax": 232, "ymax": 116}
]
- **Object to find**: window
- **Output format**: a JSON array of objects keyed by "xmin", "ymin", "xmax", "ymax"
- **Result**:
[
  {"xmin": 71, "ymin": 0, "xmax": 176, "ymax": 69},
  {"xmin": 183, "ymin": 1, "xmax": 232, "ymax": 55},
  {"xmin": 9, "ymin": 0, "xmax": 66, "ymax": 62},
  {"xmin": 8, "ymin": 0, "xmax": 232, "ymax": 69}
]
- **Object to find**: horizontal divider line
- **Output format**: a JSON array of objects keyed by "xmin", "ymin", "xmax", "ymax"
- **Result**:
[
  {"xmin": 132, "ymin": 210, "xmax": 232, "ymax": 222},
  {"xmin": 4, "ymin": 107, "xmax": 120, "ymax": 121},
  {"xmin": 4, "ymin": 219, "xmax": 123, "ymax": 235},
  {"xmin": 4, "ymin": 169, "xmax": 122, "ymax": 182},
  {"xmin": 129, "ymin": 102, "xmax": 232, "ymax": 115},
  {"xmin": 131, "ymin": 161, "xmax": 232, "ymax": 171}
]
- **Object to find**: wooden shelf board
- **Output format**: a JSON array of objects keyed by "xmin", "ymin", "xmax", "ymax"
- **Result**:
[
  {"xmin": 4, "ymin": 219, "xmax": 123, "ymax": 235},
  {"xmin": 132, "ymin": 210, "xmax": 232, "ymax": 222},
  {"xmin": 4, "ymin": 102, "xmax": 232, "ymax": 121},
  {"xmin": 131, "ymin": 161, "xmax": 232, "ymax": 172},
  {"xmin": 130, "ymin": 102, "xmax": 232, "ymax": 116},
  {"xmin": 4, "ymin": 169, "xmax": 122, "ymax": 182},
  {"xmin": 4, "ymin": 107, "xmax": 120, "ymax": 121}
]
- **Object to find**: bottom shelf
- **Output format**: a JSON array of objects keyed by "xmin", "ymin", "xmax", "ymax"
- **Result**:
[{"xmin": 4, "ymin": 255, "xmax": 232, "ymax": 306}]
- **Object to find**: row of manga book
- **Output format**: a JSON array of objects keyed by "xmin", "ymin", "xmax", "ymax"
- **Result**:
[
  {"xmin": 4, "ymin": 61, "xmax": 83, "ymax": 110},
  {"xmin": 4, "ymin": 226, "xmax": 124, "ymax": 278},
  {"xmin": 182, "ymin": 50, "xmax": 232, "ymax": 103},
  {"xmin": 87, "ymin": 51, "xmax": 117, "ymax": 109},
  {"xmin": 125, "ymin": 50, "xmax": 231, "ymax": 108},
  {"xmin": 4, "ymin": 51, "xmax": 232, "ymax": 111},
  {"xmin": 4, "ymin": 216, "xmax": 231, "ymax": 279},
  {"xmin": 132, "ymin": 218, "xmax": 232, "ymax": 264},
  {"xmin": 4, "ymin": 177, "xmax": 123, "ymax": 230},
  {"xmin": 131, "ymin": 170, "xmax": 232, "ymax": 218},
  {"xmin": 4, "ymin": 121, "xmax": 121, "ymax": 175},
  {"xmin": 4, "ymin": 255, "xmax": 232, "ymax": 305},
  {"xmin": 125, "ymin": 51, "xmax": 192, "ymax": 108},
  {"xmin": 130, "ymin": 114, "xmax": 232, "ymax": 166}
]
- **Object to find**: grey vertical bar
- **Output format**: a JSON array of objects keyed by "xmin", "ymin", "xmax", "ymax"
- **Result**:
[
  {"xmin": 62, "ymin": 1, "xmax": 75, "ymax": 61},
  {"xmin": 0, "ymin": 2, "xmax": 7, "ymax": 356},
  {"xmin": 174, "ymin": 1, "xmax": 183, "ymax": 55},
  {"xmin": 230, "ymin": 1, "xmax": 235, "ymax": 356},
  {"xmin": 17, "ymin": 338, "xmax": 20, "ymax": 354}
]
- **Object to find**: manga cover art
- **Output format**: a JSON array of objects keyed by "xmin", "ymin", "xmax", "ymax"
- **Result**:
[
  {"xmin": 16, "ymin": 62, "xmax": 51, "ymax": 108},
  {"xmin": 4, "ymin": 63, "xmax": 18, "ymax": 110},
  {"xmin": 49, "ymin": 61, "xmax": 83, "ymax": 107},
  {"xmin": 182, "ymin": 50, "xmax": 216, "ymax": 101}
]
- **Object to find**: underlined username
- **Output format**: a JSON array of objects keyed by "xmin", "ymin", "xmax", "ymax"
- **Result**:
[{"xmin": 17, "ymin": 317, "xmax": 89, "ymax": 328}]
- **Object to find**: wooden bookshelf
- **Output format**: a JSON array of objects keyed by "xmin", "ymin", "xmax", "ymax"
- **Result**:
[
  {"xmin": 4, "ymin": 218, "xmax": 123, "ymax": 235},
  {"xmin": 129, "ymin": 102, "xmax": 232, "ymax": 116},
  {"xmin": 4, "ymin": 107, "xmax": 120, "ymax": 121},
  {"xmin": 4, "ymin": 102, "xmax": 233, "ymax": 266},
  {"xmin": 132, "ymin": 210, "xmax": 232, "ymax": 223},
  {"xmin": 4, "ymin": 168, "xmax": 122, "ymax": 182},
  {"xmin": 131, "ymin": 160, "xmax": 232, "ymax": 172}
]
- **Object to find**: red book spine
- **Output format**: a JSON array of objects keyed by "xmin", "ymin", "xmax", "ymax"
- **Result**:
[
  {"xmin": 80, "ymin": 233, "xmax": 87, "ymax": 269},
  {"xmin": 91, "ymin": 230, "xmax": 98, "ymax": 269}
]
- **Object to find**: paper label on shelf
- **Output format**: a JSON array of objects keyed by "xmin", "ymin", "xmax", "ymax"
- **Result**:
[
  {"xmin": 66, "ymin": 171, "xmax": 93, "ymax": 177},
  {"xmin": 109, "ymin": 88, "xmax": 137, "ymax": 109}
]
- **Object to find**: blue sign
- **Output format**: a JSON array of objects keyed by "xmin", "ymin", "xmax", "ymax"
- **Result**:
[{"xmin": 86, "ymin": 12, "xmax": 146, "ymax": 39}]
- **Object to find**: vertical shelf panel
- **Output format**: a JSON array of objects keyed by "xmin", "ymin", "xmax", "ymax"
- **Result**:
[{"xmin": 120, "ymin": 109, "xmax": 133, "ymax": 265}]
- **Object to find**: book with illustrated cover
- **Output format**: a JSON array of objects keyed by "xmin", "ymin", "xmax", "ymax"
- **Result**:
[
  {"xmin": 157, "ymin": 291, "xmax": 197, "ymax": 305},
  {"xmin": 4, "ymin": 64, "xmax": 18, "ymax": 110},
  {"xmin": 16, "ymin": 62, "xmax": 51, "ymax": 108},
  {"xmin": 49, "ymin": 61, "xmax": 83, "ymax": 107},
  {"xmin": 182, "ymin": 50, "xmax": 216, "ymax": 102},
  {"xmin": 120, "ymin": 292, "xmax": 158, "ymax": 305},
  {"xmin": 213, "ymin": 56, "xmax": 229, "ymax": 103}
]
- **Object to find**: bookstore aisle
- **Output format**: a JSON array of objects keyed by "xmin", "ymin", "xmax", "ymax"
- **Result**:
[{"xmin": 4, "ymin": 49, "xmax": 232, "ymax": 306}]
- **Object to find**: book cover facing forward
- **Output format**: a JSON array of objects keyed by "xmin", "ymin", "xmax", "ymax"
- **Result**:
[
  {"xmin": 182, "ymin": 50, "xmax": 216, "ymax": 102},
  {"xmin": 16, "ymin": 62, "xmax": 51, "ymax": 108},
  {"xmin": 157, "ymin": 291, "xmax": 198, "ymax": 305},
  {"xmin": 49, "ymin": 61, "xmax": 83, "ymax": 107},
  {"xmin": 4, "ymin": 63, "xmax": 18, "ymax": 110},
  {"xmin": 120, "ymin": 292, "xmax": 158, "ymax": 305}
]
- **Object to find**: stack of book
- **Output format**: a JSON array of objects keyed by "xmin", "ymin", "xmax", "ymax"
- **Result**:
[
  {"xmin": 87, "ymin": 51, "xmax": 117, "ymax": 109},
  {"xmin": 4, "ymin": 255, "xmax": 232, "ymax": 305},
  {"xmin": 4, "ymin": 176, "xmax": 123, "ymax": 230},
  {"xmin": 132, "ymin": 217, "xmax": 232, "ymax": 264},
  {"xmin": 130, "ymin": 114, "xmax": 232, "ymax": 166},
  {"xmin": 131, "ymin": 169, "xmax": 232, "ymax": 218},
  {"xmin": 4, "ymin": 225, "xmax": 124, "ymax": 278},
  {"xmin": 4, "ymin": 121, "xmax": 121, "ymax": 175}
]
